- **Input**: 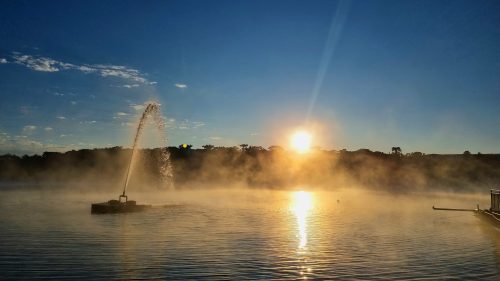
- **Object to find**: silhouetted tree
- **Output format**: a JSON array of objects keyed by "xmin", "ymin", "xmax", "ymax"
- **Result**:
[
  {"xmin": 202, "ymin": 144, "xmax": 214, "ymax": 150},
  {"xmin": 391, "ymin": 147, "xmax": 402, "ymax": 156},
  {"xmin": 239, "ymin": 144, "xmax": 249, "ymax": 151},
  {"xmin": 407, "ymin": 152, "xmax": 424, "ymax": 158}
]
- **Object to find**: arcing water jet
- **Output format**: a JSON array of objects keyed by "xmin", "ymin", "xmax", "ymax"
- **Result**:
[
  {"xmin": 91, "ymin": 102, "xmax": 172, "ymax": 214},
  {"xmin": 123, "ymin": 102, "xmax": 173, "ymax": 196}
]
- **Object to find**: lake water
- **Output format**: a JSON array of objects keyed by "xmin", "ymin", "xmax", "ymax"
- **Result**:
[{"xmin": 0, "ymin": 187, "xmax": 499, "ymax": 280}]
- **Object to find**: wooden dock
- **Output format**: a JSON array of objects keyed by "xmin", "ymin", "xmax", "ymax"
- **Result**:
[{"xmin": 432, "ymin": 206, "xmax": 476, "ymax": 212}]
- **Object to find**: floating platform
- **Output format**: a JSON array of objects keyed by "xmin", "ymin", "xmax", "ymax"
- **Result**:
[
  {"xmin": 91, "ymin": 195, "xmax": 151, "ymax": 214},
  {"xmin": 433, "ymin": 189, "xmax": 500, "ymax": 227},
  {"xmin": 475, "ymin": 209, "xmax": 500, "ymax": 226}
]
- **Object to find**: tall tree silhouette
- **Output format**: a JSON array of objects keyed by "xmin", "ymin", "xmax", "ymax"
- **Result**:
[{"xmin": 391, "ymin": 147, "xmax": 402, "ymax": 156}]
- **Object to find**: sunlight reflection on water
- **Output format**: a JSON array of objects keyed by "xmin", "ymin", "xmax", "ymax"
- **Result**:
[
  {"xmin": 290, "ymin": 191, "xmax": 313, "ymax": 250},
  {"xmin": 290, "ymin": 191, "xmax": 314, "ymax": 279}
]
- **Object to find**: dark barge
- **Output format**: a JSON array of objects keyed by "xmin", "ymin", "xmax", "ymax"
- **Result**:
[{"xmin": 91, "ymin": 194, "xmax": 151, "ymax": 214}]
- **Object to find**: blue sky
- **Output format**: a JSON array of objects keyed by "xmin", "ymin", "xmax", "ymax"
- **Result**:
[{"xmin": 0, "ymin": 0, "xmax": 499, "ymax": 154}]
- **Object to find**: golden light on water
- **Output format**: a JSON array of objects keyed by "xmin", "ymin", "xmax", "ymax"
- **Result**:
[
  {"xmin": 290, "ymin": 131, "xmax": 312, "ymax": 154},
  {"xmin": 291, "ymin": 191, "xmax": 313, "ymax": 250}
]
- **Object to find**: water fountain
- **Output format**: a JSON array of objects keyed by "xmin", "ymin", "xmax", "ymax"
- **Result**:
[{"xmin": 91, "ymin": 102, "xmax": 173, "ymax": 214}]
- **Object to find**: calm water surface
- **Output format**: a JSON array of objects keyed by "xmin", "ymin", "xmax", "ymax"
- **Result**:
[{"xmin": 0, "ymin": 187, "xmax": 499, "ymax": 280}]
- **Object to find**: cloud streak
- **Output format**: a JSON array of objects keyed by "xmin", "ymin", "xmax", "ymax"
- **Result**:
[
  {"xmin": 10, "ymin": 52, "xmax": 155, "ymax": 85},
  {"xmin": 122, "ymin": 84, "xmax": 140, "ymax": 88},
  {"xmin": 13, "ymin": 54, "xmax": 60, "ymax": 72},
  {"xmin": 130, "ymin": 103, "xmax": 145, "ymax": 111},
  {"xmin": 174, "ymin": 120, "xmax": 205, "ymax": 130},
  {"xmin": 113, "ymin": 112, "xmax": 128, "ymax": 119},
  {"xmin": 174, "ymin": 83, "xmax": 187, "ymax": 89},
  {"xmin": 22, "ymin": 125, "xmax": 37, "ymax": 133},
  {"xmin": 0, "ymin": 131, "xmax": 72, "ymax": 154}
]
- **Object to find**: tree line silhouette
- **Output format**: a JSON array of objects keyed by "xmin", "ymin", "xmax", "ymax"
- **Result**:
[{"xmin": 0, "ymin": 145, "xmax": 499, "ymax": 192}]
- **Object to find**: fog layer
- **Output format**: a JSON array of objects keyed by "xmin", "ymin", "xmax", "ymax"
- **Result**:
[{"xmin": 1, "ymin": 147, "xmax": 498, "ymax": 193}]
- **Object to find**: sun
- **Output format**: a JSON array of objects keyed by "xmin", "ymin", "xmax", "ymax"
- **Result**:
[{"xmin": 290, "ymin": 131, "xmax": 312, "ymax": 153}]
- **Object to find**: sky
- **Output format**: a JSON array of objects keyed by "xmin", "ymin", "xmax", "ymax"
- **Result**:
[{"xmin": 0, "ymin": 0, "xmax": 499, "ymax": 155}]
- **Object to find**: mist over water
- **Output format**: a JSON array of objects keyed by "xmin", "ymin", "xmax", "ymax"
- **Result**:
[{"xmin": 0, "ymin": 186, "xmax": 498, "ymax": 280}]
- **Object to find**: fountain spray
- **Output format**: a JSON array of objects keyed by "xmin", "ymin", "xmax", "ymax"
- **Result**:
[{"xmin": 91, "ymin": 102, "xmax": 172, "ymax": 214}]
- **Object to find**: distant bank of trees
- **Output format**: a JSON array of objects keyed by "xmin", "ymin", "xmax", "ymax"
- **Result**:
[{"xmin": 0, "ymin": 146, "xmax": 499, "ymax": 192}]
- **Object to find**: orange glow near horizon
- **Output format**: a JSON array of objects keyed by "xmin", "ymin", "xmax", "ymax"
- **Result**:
[{"xmin": 290, "ymin": 131, "xmax": 312, "ymax": 154}]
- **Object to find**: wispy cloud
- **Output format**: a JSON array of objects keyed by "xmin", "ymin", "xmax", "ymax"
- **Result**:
[
  {"xmin": 44, "ymin": 127, "xmax": 53, "ymax": 132},
  {"xmin": 0, "ymin": 131, "xmax": 71, "ymax": 154},
  {"xmin": 192, "ymin": 121, "xmax": 205, "ymax": 128},
  {"xmin": 113, "ymin": 112, "xmax": 129, "ymax": 119},
  {"xmin": 122, "ymin": 84, "xmax": 140, "ymax": 88},
  {"xmin": 175, "ymin": 120, "xmax": 205, "ymax": 130},
  {"xmin": 120, "ymin": 122, "xmax": 134, "ymax": 127},
  {"xmin": 96, "ymin": 65, "xmax": 151, "ymax": 84},
  {"xmin": 56, "ymin": 116, "xmax": 66, "ymax": 120},
  {"xmin": 129, "ymin": 103, "xmax": 145, "ymax": 111},
  {"xmin": 13, "ymin": 54, "xmax": 61, "ymax": 72},
  {"xmin": 165, "ymin": 118, "xmax": 176, "ymax": 128},
  {"xmin": 174, "ymin": 83, "xmax": 187, "ymax": 89},
  {"xmin": 209, "ymin": 136, "xmax": 221, "ymax": 140},
  {"xmin": 9, "ymin": 52, "xmax": 155, "ymax": 85},
  {"xmin": 22, "ymin": 125, "xmax": 37, "ymax": 133},
  {"xmin": 0, "ymin": 58, "xmax": 7, "ymax": 64}
]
